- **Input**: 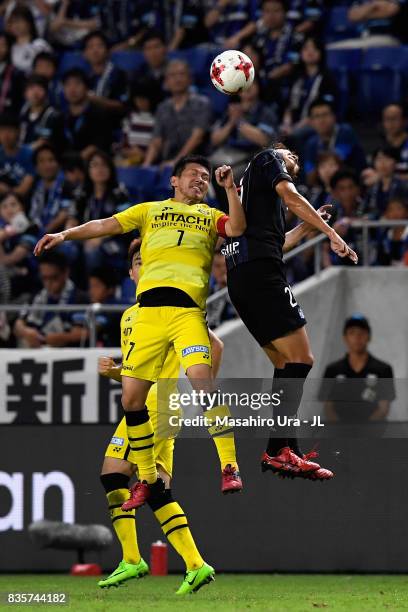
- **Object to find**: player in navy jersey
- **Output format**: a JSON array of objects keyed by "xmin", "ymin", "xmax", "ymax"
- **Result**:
[{"xmin": 224, "ymin": 143, "xmax": 358, "ymax": 480}]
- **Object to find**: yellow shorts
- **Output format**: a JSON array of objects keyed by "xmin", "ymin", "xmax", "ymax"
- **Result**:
[
  {"xmin": 105, "ymin": 414, "xmax": 174, "ymax": 478},
  {"xmin": 120, "ymin": 306, "xmax": 212, "ymax": 382}
]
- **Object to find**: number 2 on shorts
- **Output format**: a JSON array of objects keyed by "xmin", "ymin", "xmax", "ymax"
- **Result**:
[{"xmin": 284, "ymin": 286, "xmax": 298, "ymax": 308}]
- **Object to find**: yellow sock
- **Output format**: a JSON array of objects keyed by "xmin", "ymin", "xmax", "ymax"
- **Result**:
[
  {"xmin": 206, "ymin": 404, "xmax": 238, "ymax": 470},
  {"xmin": 107, "ymin": 488, "xmax": 140, "ymax": 564},
  {"xmin": 126, "ymin": 415, "xmax": 157, "ymax": 484},
  {"xmin": 154, "ymin": 502, "xmax": 204, "ymax": 570}
]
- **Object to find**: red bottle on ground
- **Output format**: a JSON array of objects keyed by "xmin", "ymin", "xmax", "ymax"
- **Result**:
[{"xmin": 150, "ymin": 540, "xmax": 168, "ymax": 575}]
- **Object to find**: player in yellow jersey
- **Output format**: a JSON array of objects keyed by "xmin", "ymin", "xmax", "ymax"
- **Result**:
[
  {"xmin": 98, "ymin": 240, "xmax": 222, "ymax": 593},
  {"xmin": 34, "ymin": 155, "xmax": 246, "ymax": 508}
]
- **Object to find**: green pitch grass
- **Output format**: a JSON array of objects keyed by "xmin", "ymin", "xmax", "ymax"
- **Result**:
[{"xmin": 1, "ymin": 574, "xmax": 408, "ymax": 612}]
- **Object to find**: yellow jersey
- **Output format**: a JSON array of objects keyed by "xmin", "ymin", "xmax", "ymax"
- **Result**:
[{"xmin": 114, "ymin": 198, "xmax": 227, "ymax": 310}]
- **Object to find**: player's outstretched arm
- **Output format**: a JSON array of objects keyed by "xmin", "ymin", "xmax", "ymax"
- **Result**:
[
  {"xmin": 34, "ymin": 217, "xmax": 123, "ymax": 256},
  {"xmin": 283, "ymin": 204, "xmax": 332, "ymax": 253},
  {"xmin": 276, "ymin": 181, "xmax": 358, "ymax": 263},
  {"xmin": 98, "ymin": 356, "xmax": 122, "ymax": 383},
  {"xmin": 215, "ymin": 165, "xmax": 246, "ymax": 237}
]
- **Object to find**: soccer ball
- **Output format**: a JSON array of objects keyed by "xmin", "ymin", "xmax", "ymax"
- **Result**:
[{"xmin": 210, "ymin": 50, "xmax": 255, "ymax": 95}]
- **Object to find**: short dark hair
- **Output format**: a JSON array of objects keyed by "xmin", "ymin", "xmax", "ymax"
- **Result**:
[
  {"xmin": 261, "ymin": 0, "xmax": 287, "ymax": 9},
  {"xmin": 382, "ymin": 102, "xmax": 406, "ymax": 117},
  {"xmin": 25, "ymin": 74, "xmax": 49, "ymax": 92},
  {"xmin": 38, "ymin": 250, "xmax": 69, "ymax": 272},
  {"xmin": 0, "ymin": 113, "xmax": 19, "ymax": 129},
  {"xmin": 61, "ymin": 152, "xmax": 85, "ymax": 173},
  {"xmin": 141, "ymin": 29, "xmax": 165, "ymax": 47},
  {"xmin": 33, "ymin": 143, "xmax": 58, "ymax": 166},
  {"xmin": 83, "ymin": 30, "xmax": 109, "ymax": 50},
  {"xmin": 89, "ymin": 266, "xmax": 118, "ymax": 288},
  {"xmin": 308, "ymin": 98, "xmax": 336, "ymax": 117},
  {"xmin": 172, "ymin": 155, "xmax": 212, "ymax": 178},
  {"xmin": 372, "ymin": 146, "xmax": 399, "ymax": 162},
  {"xmin": 343, "ymin": 313, "xmax": 371, "ymax": 335},
  {"xmin": 128, "ymin": 238, "xmax": 142, "ymax": 267},
  {"xmin": 33, "ymin": 51, "xmax": 58, "ymax": 70},
  {"xmin": 330, "ymin": 169, "xmax": 359, "ymax": 190},
  {"xmin": 62, "ymin": 67, "xmax": 89, "ymax": 88},
  {"xmin": 8, "ymin": 6, "xmax": 37, "ymax": 40}
]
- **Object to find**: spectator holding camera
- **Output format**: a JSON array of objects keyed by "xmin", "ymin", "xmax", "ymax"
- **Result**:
[{"xmin": 363, "ymin": 148, "xmax": 407, "ymax": 218}]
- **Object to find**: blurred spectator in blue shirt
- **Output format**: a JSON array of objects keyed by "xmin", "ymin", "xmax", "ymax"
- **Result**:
[
  {"xmin": 286, "ymin": 0, "xmax": 323, "ymax": 43},
  {"xmin": 132, "ymin": 31, "xmax": 168, "ymax": 108},
  {"xmin": 328, "ymin": 169, "xmax": 365, "ymax": 265},
  {"xmin": 381, "ymin": 103, "xmax": 408, "ymax": 179},
  {"xmin": 115, "ymin": 80, "xmax": 156, "ymax": 167},
  {"xmin": 211, "ymin": 79, "xmax": 276, "ymax": 176},
  {"xmin": 249, "ymin": 0, "xmax": 298, "ymax": 103},
  {"xmin": 0, "ymin": 32, "xmax": 24, "ymax": 115},
  {"xmin": 377, "ymin": 197, "xmax": 408, "ymax": 265},
  {"xmin": 304, "ymin": 99, "xmax": 366, "ymax": 184},
  {"xmin": 6, "ymin": 6, "xmax": 51, "ymax": 73},
  {"xmin": 0, "ymin": 192, "xmax": 38, "ymax": 299},
  {"xmin": 205, "ymin": 0, "xmax": 258, "ymax": 48},
  {"xmin": 83, "ymin": 31, "xmax": 128, "ymax": 117},
  {"xmin": 14, "ymin": 250, "xmax": 89, "ymax": 348},
  {"xmin": 53, "ymin": 68, "xmax": 113, "ymax": 160},
  {"xmin": 32, "ymin": 52, "xmax": 64, "ymax": 110},
  {"xmin": 282, "ymin": 37, "xmax": 337, "ymax": 146},
  {"xmin": 347, "ymin": 0, "xmax": 406, "ymax": 46},
  {"xmin": 29, "ymin": 144, "xmax": 74, "ymax": 235},
  {"xmin": 49, "ymin": 0, "xmax": 101, "ymax": 50},
  {"xmin": 308, "ymin": 151, "xmax": 343, "ymax": 210},
  {"xmin": 0, "ymin": 113, "xmax": 35, "ymax": 199},
  {"xmin": 363, "ymin": 148, "xmax": 407, "ymax": 218},
  {"xmin": 67, "ymin": 149, "xmax": 130, "ymax": 272},
  {"xmin": 87, "ymin": 266, "xmax": 121, "ymax": 347},
  {"xmin": 168, "ymin": 0, "xmax": 209, "ymax": 49},
  {"xmin": 19, "ymin": 75, "xmax": 59, "ymax": 150}
]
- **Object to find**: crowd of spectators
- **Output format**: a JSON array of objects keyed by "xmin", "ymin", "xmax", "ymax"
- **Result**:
[{"xmin": 0, "ymin": 0, "xmax": 407, "ymax": 347}]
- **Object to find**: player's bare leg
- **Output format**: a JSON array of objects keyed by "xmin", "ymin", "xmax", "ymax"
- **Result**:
[
  {"xmin": 261, "ymin": 328, "xmax": 334, "ymax": 481},
  {"xmin": 121, "ymin": 377, "xmax": 163, "ymax": 509},
  {"xmin": 187, "ymin": 363, "xmax": 243, "ymax": 494}
]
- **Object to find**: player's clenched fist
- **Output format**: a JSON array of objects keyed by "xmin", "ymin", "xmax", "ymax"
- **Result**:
[
  {"xmin": 215, "ymin": 165, "xmax": 235, "ymax": 189},
  {"xmin": 98, "ymin": 356, "xmax": 118, "ymax": 377},
  {"xmin": 34, "ymin": 232, "xmax": 65, "ymax": 256}
]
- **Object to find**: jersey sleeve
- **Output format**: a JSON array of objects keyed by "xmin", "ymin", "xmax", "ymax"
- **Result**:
[
  {"xmin": 260, "ymin": 151, "xmax": 293, "ymax": 191},
  {"xmin": 113, "ymin": 202, "xmax": 148, "ymax": 233},
  {"xmin": 212, "ymin": 208, "xmax": 229, "ymax": 237}
]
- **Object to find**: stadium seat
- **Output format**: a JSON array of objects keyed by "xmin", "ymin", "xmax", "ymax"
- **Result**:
[
  {"xmin": 116, "ymin": 166, "xmax": 158, "ymax": 201},
  {"xmin": 111, "ymin": 50, "xmax": 145, "ymax": 74},
  {"xmin": 326, "ymin": 49, "xmax": 362, "ymax": 120},
  {"xmin": 58, "ymin": 52, "xmax": 89, "ymax": 76},
  {"xmin": 325, "ymin": 7, "xmax": 358, "ymax": 43},
  {"xmin": 200, "ymin": 86, "xmax": 229, "ymax": 117},
  {"xmin": 357, "ymin": 48, "xmax": 404, "ymax": 117},
  {"xmin": 155, "ymin": 166, "xmax": 174, "ymax": 200}
]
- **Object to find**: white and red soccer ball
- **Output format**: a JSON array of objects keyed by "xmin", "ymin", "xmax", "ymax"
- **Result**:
[{"xmin": 210, "ymin": 50, "xmax": 255, "ymax": 95}]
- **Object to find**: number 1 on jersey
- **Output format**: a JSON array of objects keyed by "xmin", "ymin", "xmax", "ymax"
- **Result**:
[{"xmin": 177, "ymin": 229, "xmax": 185, "ymax": 246}]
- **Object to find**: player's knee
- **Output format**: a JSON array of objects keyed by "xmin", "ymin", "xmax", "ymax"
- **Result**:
[
  {"xmin": 100, "ymin": 472, "xmax": 130, "ymax": 494},
  {"xmin": 122, "ymin": 390, "xmax": 145, "ymax": 411}
]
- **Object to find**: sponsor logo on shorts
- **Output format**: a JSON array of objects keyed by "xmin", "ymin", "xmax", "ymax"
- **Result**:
[
  {"xmin": 111, "ymin": 436, "xmax": 124, "ymax": 446},
  {"xmin": 182, "ymin": 345, "xmax": 210, "ymax": 357}
]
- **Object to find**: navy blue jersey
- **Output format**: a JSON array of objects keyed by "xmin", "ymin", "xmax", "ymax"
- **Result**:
[{"xmin": 223, "ymin": 148, "xmax": 293, "ymax": 268}]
